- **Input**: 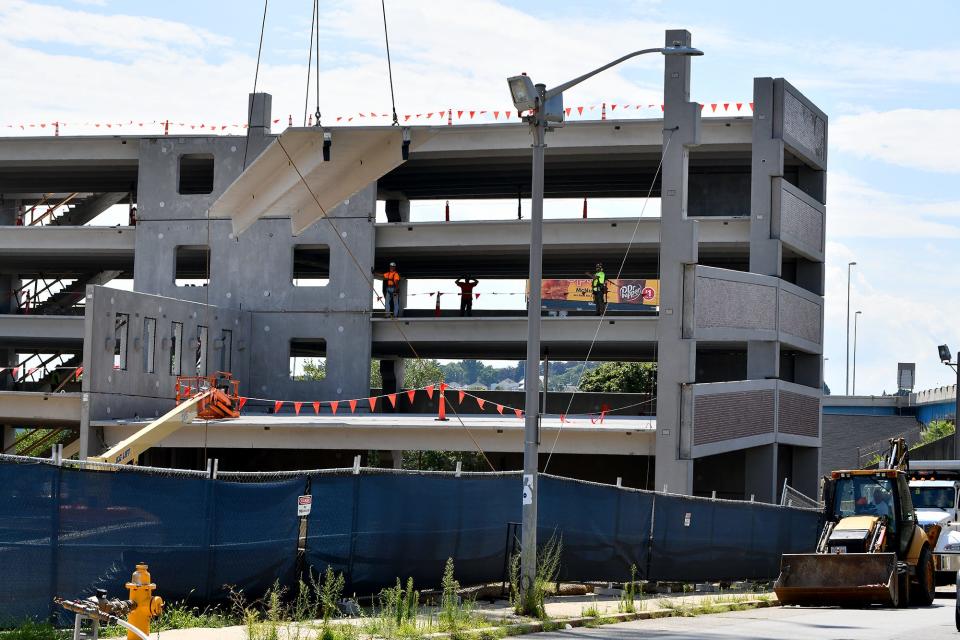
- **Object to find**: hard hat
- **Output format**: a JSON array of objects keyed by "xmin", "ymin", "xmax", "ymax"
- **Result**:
[
  {"xmin": 596, "ymin": 263, "xmax": 603, "ymax": 269},
  {"xmin": 389, "ymin": 262, "xmax": 397, "ymax": 267}
]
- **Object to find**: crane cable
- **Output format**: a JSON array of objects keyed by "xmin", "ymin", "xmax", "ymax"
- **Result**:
[
  {"xmin": 302, "ymin": 0, "xmax": 317, "ymax": 127},
  {"xmin": 380, "ymin": 0, "xmax": 400, "ymax": 126}
]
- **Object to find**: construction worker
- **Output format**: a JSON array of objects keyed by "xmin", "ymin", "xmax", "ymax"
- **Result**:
[
  {"xmin": 374, "ymin": 262, "xmax": 402, "ymax": 317},
  {"xmin": 588, "ymin": 263, "xmax": 607, "ymax": 316},
  {"xmin": 455, "ymin": 277, "xmax": 479, "ymax": 317}
]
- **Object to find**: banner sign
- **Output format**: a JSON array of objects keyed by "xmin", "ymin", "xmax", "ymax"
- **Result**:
[{"xmin": 540, "ymin": 278, "xmax": 659, "ymax": 310}]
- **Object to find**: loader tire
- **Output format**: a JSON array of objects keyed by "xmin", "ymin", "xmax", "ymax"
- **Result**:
[{"xmin": 911, "ymin": 546, "xmax": 936, "ymax": 606}]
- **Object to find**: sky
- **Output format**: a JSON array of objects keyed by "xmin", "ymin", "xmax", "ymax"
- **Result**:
[{"xmin": 2, "ymin": 0, "xmax": 959, "ymax": 395}]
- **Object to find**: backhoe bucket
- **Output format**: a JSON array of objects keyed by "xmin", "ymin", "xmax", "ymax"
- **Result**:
[{"xmin": 774, "ymin": 553, "xmax": 898, "ymax": 607}]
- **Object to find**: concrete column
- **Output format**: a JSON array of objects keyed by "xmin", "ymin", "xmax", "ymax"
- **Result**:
[
  {"xmin": 654, "ymin": 29, "xmax": 701, "ymax": 496},
  {"xmin": 244, "ymin": 93, "xmax": 274, "ymax": 165},
  {"xmin": 791, "ymin": 446, "xmax": 820, "ymax": 499},
  {"xmin": 745, "ymin": 444, "xmax": 777, "ymax": 503}
]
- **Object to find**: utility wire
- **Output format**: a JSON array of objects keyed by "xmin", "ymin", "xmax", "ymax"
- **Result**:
[
  {"xmin": 380, "ymin": 0, "xmax": 399, "ymax": 126},
  {"xmin": 542, "ymin": 130, "xmax": 674, "ymax": 474}
]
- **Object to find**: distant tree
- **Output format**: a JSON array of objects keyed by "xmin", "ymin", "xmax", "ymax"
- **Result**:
[
  {"xmin": 297, "ymin": 359, "xmax": 326, "ymax": 381},
  {"xmin": 403, "ymin": 359, "xmax": 444, "ymax": 388},
  {"xmin": 578, "ymin": 362, "xmax": 657, "ymax": 394},
  {"xmin": 370, "ymin": 360, "xmax": 382, "ymax": 389},
  {"xmin": 400, "ymin": 450, "xmax": 488, "ymax": 472},
  {"xmin": 913, "ymin": 420, "xmax": 956, "ymax": 449}
]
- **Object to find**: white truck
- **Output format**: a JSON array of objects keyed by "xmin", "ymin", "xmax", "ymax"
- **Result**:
[{"xmin": 908, "ymin": 460, "xmax": 960, "ymax": 583}]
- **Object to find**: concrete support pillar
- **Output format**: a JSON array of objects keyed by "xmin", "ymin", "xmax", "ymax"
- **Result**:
[
  {"xmin": 654, "ymin": 29, "xmax": 701, "ymax": 496},
  {"xmin": 244, "ymin": 93, "xmax": 273, "ymax": 164},
  {"xmin": 791, "ymin": 446, "xmax": 820, "ymax": 499},
  {"xmin": 744, "ymin": 444, "xmax": 778, "ymax": 503},
  {"xmin": 391, "ymin": 450, "xmax": 404, "ymax": 470}
]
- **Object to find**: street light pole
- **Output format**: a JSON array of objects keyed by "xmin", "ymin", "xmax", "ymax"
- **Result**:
[
  {"xmin": 508, "ymin": 38, "xmax": 702, "ymax": 613},
  {"xmin": 520, "ymin": 85, "xmax": 547, "ymax": 609},
  {"xmin": 845, "ymin": 261, "xmax": 857, "ymax": 395},
  {"xmin": 852, "ymin": 310, "xmax": 862, "ymax": 395},
  {"xmin": 940, "ymin": 345, "xmax": 960, "ymax": 458}
]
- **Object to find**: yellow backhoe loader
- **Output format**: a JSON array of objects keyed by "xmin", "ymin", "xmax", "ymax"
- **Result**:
[{"xmin": 775, "ymin": 438, "xmax": 939, "ymax": 608}]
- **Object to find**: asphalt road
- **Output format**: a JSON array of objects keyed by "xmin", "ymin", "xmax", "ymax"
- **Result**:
[{"xmin": 512, "ymin": 593, "xmax": 959, "ymax": 640}]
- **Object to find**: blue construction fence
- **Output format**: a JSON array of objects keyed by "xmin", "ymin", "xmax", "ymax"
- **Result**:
[{"xmin": 0, "ymin": 456, "xmax": 820, "ymax": 625}]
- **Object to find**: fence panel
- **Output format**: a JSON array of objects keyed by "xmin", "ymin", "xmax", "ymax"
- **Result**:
[
  {"xmin": 0, "ymin": 461, "xmax": 58, "ymax": 624},
  {"xmin": 54, "ymin": 466, "xmax": 210, "ymax": 613},
  {"xmin": 209, "ymin": 477, "xmax": 305, "ymax": 600},
  {"xmin": 539, "ymin": 476, "xmax": 653, "ymax": 582}
]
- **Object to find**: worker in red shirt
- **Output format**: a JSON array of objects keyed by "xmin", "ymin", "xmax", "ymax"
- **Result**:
[
  {"xmin": 455, "ymin": 277, "xmax": 479, "ymax": 317},
  {"xmin": 374, "ymin": 262, "xmax": 402, "ymax": 317}
]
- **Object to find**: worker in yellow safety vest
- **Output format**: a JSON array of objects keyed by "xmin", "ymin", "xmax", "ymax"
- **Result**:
[{"xmin": 588, "ymin": 263, "xmax": 607, "ymax": 316}]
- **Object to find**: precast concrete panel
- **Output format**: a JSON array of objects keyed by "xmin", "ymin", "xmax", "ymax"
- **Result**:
[
  {"xmin": 773, "ymin": 178, "xmax": 825, "ymax": 261},
  {"xmin": 80, "ymin": 286, "xmax": 251, "ymax": 455},
  {"xmin": 247, "ymin": 310, "xmax": 371, "ymax": 403},
  {"xmin": 778, "ymin": 287, "xmax": 822, "ymax": 348},
  {"xmin": 775, "ymin": 79, "xmax": 828, "ymax": 171}
]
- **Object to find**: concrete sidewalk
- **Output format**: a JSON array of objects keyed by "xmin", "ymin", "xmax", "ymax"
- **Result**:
[{"xmin": 143, "ymin": 591, "xmax": 775, "ymax": 640}]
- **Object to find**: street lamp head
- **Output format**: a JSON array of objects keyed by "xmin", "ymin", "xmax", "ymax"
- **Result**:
[
  {"xmin": 939, "ymin": 344, "xmax": 952, "ymax": 363},
  {"xmin": 661, "ymin": 45, "xmax": 704, "ymax": 57},
  {"xmin": 848, "ymin": 261, "xmax": 857, "ymax": 266},
  {"xmin": 855, "ymin": 310, "xmax": 862, "ymax": 316},
  {"xmin": 507, "ymin": 75, "xmax": 538, "ymax": 112}
]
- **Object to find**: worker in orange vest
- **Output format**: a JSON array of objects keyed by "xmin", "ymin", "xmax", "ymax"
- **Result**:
[{"xmin": 374, "ymin": 262, "xmax": 402, "ymax": 317}]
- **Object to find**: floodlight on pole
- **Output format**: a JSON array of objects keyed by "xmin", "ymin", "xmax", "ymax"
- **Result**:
[
  {"xmin": 939, "ymin": 344, "xmax": 953, "ymax": 364},
  {"xmin": 508, "ymin": 37, "xmax": 703, "ymax": 615}
]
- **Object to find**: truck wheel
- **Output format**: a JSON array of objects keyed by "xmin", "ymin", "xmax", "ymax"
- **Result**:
[{"xmin": 911, "ymin": 546, "xmax": 936, "ymax": 606}]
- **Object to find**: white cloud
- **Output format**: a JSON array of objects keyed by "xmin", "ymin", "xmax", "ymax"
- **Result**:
[
  {"xmin": 826, "ymin": 172, "xmax": 960, "ymax": 239},
  {"xmin": 832, "ymin": 109, "xmax": 960, "ymax": 173}
]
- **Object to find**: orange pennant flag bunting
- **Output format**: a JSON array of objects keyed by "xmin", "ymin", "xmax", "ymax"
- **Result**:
[
  {"xmin": 388, "ymin": 393, "xmax": 397, "ymax": 408},
  {"xmin": 368, "ymin": 397, "xmax": 377, "ymax": 412},
  {"xmin": 496, "ymin": 404, "xmax": 504, "ymax": 414},
  {"xmin": 313, "ymin": 402, "xmax": 321, "ymax": 414},
  {"xmin": 330, "ymin": 400, "xmax": 339, "ymax": 415},
  {"xmin": 238, "ymin": 397, "xmax": 248, "ymax": 410},
  {"xmin": 514, "ymin": 408, "xmax": 523, "ymax": 418},
  {"xmin": 274, "ymin": 400, "xmax": 284, "ymax": 413},
  {"xmin": 458, "ymin": 390, "xmax": 465, "ymax": 404},
  {"xmin": 406, "ymin": 389, "xmax": 416, "ymax": 404},
  {"xmin": 294, "ymin": 402, "xmax": 303, "ymax": 415},
  {"xmin": 349, "ymin": 399, "xmax": 357, "ymax": 413},
  {"xmin": 426, "ymin": 385, "xmax": 435, "ymax": 399},
  {"xmin": 476, "ymin": 397, "xmax": 486, "ymax": 410}
]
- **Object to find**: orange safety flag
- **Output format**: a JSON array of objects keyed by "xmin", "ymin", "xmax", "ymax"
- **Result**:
[
  {"xmin": 274, "ymin": 401, "xmax": 284, "ymax": 413},
  {"xmin": 313, "ymin": 401, "xmax": 320, "ymax": 414},
  {"xmin": 406, "ymin": 389, "xmax": 416, "ymax": 404},
  {"xmin": 368, "ymin": 397, "xmax": 377, "ymax": 412},
  {"xmin": 238, "ymin": 397, "xmax": 248, "ymax": 410},
  {"xmin": 349, "ymin": 399, "xmax": 357, "ymax": 413},
  {"xmin": 476, "ymin": 397, "xmax": 486, "ymax": 410},
  {"xmin": 496, "ymin": 404, "xmax": 504, "ymax": 414},
  {"xmin": 426, "ymin": 385, "xmax": 435, "ymax": 399},
  {"xmin": 458, "ymin": 390, "xmax": 465, "ymax": 404},
  {"xmin": 387, "ymin": 393, "xmax": 397, "ymax": 408},
  {"xmin": 514, "ymin": 408, "xmax": 523, "ymax": 418},
  {"xmin": 294, "ymin": 402, "xmax": 303, "ymax": 416},
  {"xmin": 330, "ymin": 400, "xmax": 339, "ymax": 415}
]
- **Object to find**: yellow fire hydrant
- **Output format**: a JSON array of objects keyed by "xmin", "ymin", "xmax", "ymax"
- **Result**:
[{"xmin": 125, "ymin": 563, "xmax": 163, "ymax": 639}]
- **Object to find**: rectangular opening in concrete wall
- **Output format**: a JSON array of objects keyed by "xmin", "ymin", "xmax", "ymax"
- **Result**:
[
  {"xmin": 289, "ymin": 338, "xmax": 326, "ymax": 380},
  {"xmin": 169, "ymin": 321, "xmax": 183, "ymax": 375},
  {"xmin": 113, "ymin": 313, "xmax": 129, "ymax": 370},
  {"xmin": 143, "ymin": 317, "xmax": 156, "ymax": 373},
  {"xmin": 196, "ymin": 326, "xmax": 208, "ymax": 376},
  {"xmin": 218, "ymin": 329, "xmax": 232, "ymax": 373},
  {"xmin": 292, "ymin": 245, "xmax": 330, "ymax": 286},
  {"xmin": 178, "ymin": 154, "xmax": 214, "ymax": 195},
  {"xmin": 175, "ymin": 245, "xmax": 210, "ymax": 287}
]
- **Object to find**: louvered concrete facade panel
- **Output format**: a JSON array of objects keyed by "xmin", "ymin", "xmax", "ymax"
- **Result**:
[{"xmin": 692, "ymin": 389, "xmax": 775, "ymax": 446}]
